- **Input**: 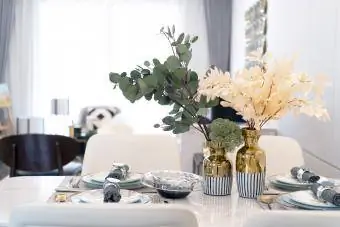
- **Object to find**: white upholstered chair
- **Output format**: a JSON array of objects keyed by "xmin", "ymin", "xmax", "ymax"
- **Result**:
[
  {"xmin": 259, "ymin": 135, "xmax": 304, "ymax": 176},
  {"xmin": 243, "ymin": 211, "xmax": 340, "ymax": 227},
  {"xmin": 9, "ymin": 203, "xmax": 199, "ymax": 227},
  {"xmin": 82, "ymin": 134, "xmax": 181, "ymax": 175}
]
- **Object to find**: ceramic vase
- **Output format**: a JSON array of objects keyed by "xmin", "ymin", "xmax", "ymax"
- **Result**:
[
  {"xmin": 236, "ymin": 128, "xmax": 266, "ymax": 198},
  {"xmin": 203, "ymin": 141, "xmax": 233, "ymax": 196}
]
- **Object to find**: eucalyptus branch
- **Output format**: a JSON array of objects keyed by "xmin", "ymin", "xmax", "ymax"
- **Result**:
[{"xmin": 161, "ymin": 31, "xmax": 176, "ymax": 56}]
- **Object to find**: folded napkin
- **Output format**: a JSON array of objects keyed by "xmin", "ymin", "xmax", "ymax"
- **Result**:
[
  {"xmin": 311, "ymin": 183, "xmax": 340, "ymax": 206},
  {"xmin": 106, "ymin": 163, "xmax": 129, "ymax": 180},
  {"xmin": 103, "ymin": 178, "xmax": 121, "ymax": 203},
  {"xmin": 291, "ymin": 167, "xmax": 320, "ymax": 183}
]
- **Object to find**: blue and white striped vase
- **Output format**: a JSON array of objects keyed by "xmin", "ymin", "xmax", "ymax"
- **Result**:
[
  {"xmin": 236, "ymin": 129, "xmax": 266, "ymax": 198},
  {"xmin": 203, "ymin": 141, "xmax": 233, "ymax": 196}
]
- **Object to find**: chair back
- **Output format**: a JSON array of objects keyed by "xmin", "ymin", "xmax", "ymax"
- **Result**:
[
  {"xmin": 243, "ymin": 210, "xmax": 340, "ymax": 227},
  {"xmin": 82, "ymin": 134, "xmax": 180, "ymax": 175},
  {"xmin": 0, "ymin": 134, "xmax": 80, "ymax": 176},
  {"xmin": 259, "ymin": 135, "xmax": 304, "ymax": 176},
  {"xmin": 9, "ymin": 203, "xmax": 199, "ymax": 227}
]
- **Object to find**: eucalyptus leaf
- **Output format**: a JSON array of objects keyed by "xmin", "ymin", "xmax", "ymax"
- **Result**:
[
  {"xmin": 162, "ymin": 116, "xmax": 175, "ymax": 125},
  {"xmin": 165, "ymin": 56, "xmax": 181, "ymax": 72},
  {"xmin": 191, "ymin": 36, "xmax": 198, "ymax": 43},
  {"xmin": 123, "ymin": 85, "xmax": 138, "ymax": 102},
  {"xmin": 141, "ymin": 69, "xmax": 151, "ymax": 76},
  {"xmin": 176, "ymin": 33, "xmax": 185, "ymax": 44},
  {"xmin": 109, "ymin": 72, "xmax": 120, "ymax": 83},
  {"xmin": 153, "ymin": 90, "xmax": 163, "ymax": 101},
  {"xmin": 130, "ymin": 70, "xmax": 141, "ymax": 79},
  {"xmin": 119, "ymin": 77, "xmax": 131, "ymax": 91},
  {"xmin": 144, "ymin": 92, "xmax": 153, "ymax": 101},
  {"xmin": 137, "ymin": 78, "xmax": 149, "ymax": 94},
  {"xmin": 188, "ymin": 80, "xmax": 198, "ymax": 94},
  {"xmin": 173, "ymin": 123, "xmax": 190, "ymax": 134},
  {"xmin": 163, "ymin": 125, "xmax": 175, "ymax": 131},
  {"xmin": 174, "ymin": 68, "xmax": 186, "ymax": 81},
  {"xmin": 179, "ymin": 51, "xmax": 192, "ymax": 65},
  {"xmin": 158, "ymin": 95, "xmax": 171, "ymax": 105},
  {"xmin": 176, "ymin": 44, "xmax": 188, "ymax": 55},
  {"xmin": 144, "ymin": 61, "xmax": 150, "ymax": 67},
  {"xmin": 184, "ymin": 34, "xmax": 190, "ymax": 44},
  {"xmin": 169, "ymin": 103, "xmax": 181, "ymax": 114},
  {"xmin": 153, "ymin": 58, "xmax": 161, "ymax": 66},
  {"xmin": 167, "ymin": 27, "xmax": 172, "ymax": 38},
  {"xmin": 143, "ymin": 75, "xmax": 158, "ymax": 88}
]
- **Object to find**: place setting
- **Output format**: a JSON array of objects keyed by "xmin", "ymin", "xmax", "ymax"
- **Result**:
[
  {"xmin": 259, "ymin": 166, "xmax": 340, "ymax": 210},
  {"xmin": 53, "ymin": 163, "xmax": 203, "ymax": 205}
]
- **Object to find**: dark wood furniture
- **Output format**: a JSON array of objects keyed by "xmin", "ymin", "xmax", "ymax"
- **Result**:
[{"xmin": 0, "ymin": 134, "xmax": 81, "ymax": 177}]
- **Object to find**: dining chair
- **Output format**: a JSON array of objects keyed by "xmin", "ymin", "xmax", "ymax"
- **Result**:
[
  {"xmin": 259, "ymin": 135, "xmax": 304, "ymax": 176},
  {"xmin": 9, "ymin": 203, "xmax": 199, "ymax": 227},
  {"xmin": 0, "ymin": 134, "xmax": 81, "ymax": 177},
  {"xmin": 243, "ymin": 210, "xmax": 340, "ymax": 227},
  {"xmin": 81, "ymin": 134, "xmax": 181, "ymax": 175}
]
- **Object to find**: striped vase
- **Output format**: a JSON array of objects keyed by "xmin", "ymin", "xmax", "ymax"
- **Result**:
[
  {"xmin": 203, "ymin": 141, "xmax": 233, "ymax": 196},
  {"xmin": 204, "ymin": 175, "xmax": 232, "ymax": 196},
  {"xmin": 236, "ymin": 129, "xmax": 266, "ymax": 198},
  {"xmin": 236, "ymin": 172, "xmax": 265, "ymax": 198}
]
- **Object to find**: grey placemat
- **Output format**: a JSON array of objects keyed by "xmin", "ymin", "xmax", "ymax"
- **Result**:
[{"xmin": 47, "ymin": 176, "xmax": 169, "ymax": 204}]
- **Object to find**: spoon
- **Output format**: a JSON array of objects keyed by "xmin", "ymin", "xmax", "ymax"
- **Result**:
[{"xmin": 257, "ymin": 195, "xmax": 276, "ymax": 210}]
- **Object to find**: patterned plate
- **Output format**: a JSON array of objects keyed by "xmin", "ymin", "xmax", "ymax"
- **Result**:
[
  {"xmin": 289, "ymin": 190, "xmax": 340, "ymax": 208},
  {"xmin": 82, "ymin": 175, "xmax": 144, "ymax": 190},
  {"xmin": 71, "ymin": 189, "xmax": 143, "ymax": 204},
  {"xmin": 273, "ymin": 174, "xmax": 339, "ymax": 186},
  {"xmin": 277, "ymin": 193, "xmax": 340, "ymax": 210},
  {"xmin": 89, "ymin": 172, "xmax": 142, "ymax": 184}
]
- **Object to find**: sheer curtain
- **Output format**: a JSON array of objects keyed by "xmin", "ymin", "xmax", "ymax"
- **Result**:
[{"xmin": 32, "ymin": 0, "xmax": 209, "ymax": 134}]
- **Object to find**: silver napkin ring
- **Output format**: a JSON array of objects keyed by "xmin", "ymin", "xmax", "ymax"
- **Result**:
[
  {"xmin": 297, "ymin": 169, "xmax": 305, "ymax": 181},
  {"xmin": 316, "ymin": 186, "xmax": 332, "ymax": 202}
]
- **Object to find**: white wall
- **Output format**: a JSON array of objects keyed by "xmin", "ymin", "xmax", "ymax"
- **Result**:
[{"xmin": 231, "ymin": 0, "xmax": 340, "ymax": 172}]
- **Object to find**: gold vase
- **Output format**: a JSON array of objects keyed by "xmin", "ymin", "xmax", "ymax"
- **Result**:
[
  {"xmin": 236, "ymin": 128, "xmax": 266, "ymax": 198},
  {"xmin": 203, "ymin": 141, "xmax": 233, "ymax": 196}
]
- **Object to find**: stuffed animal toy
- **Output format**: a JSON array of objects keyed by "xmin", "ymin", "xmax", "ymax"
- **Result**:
[{"xmin": 81, "ymin": 106, "xmax": 120, "ymax": 131}]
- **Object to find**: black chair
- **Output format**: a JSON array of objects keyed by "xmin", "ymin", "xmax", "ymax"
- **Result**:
[{"xmin": 0, "ymin": 134, "xmax": 82, "ymax": 177}]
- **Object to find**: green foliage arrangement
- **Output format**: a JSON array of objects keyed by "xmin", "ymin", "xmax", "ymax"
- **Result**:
[
  {"xmin": 109, "ymin": 25, "xmax": 218, "ymax": 140},
  {"xmin": 209, "ymin": 118, "xmax": 243, "ymax": 151}
]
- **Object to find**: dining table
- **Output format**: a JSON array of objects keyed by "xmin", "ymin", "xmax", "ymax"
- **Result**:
[{"xmin": 0, "ymin": 175, "xmax": 268, "ymax": 227}]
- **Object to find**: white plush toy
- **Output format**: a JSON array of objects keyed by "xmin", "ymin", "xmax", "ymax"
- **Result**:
[{"xmin": 85, "ymin": 106, "xmax": 120, "ymax": 131}]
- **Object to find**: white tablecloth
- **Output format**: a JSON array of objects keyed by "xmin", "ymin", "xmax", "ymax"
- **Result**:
[{"xmin": 0, "ymin": 176, "xmax": 264, "ymax": 227}]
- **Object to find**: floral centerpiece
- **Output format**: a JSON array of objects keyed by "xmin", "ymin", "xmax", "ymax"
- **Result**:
[
  {"xmin": 109, "ymin": 26, "xmax": 243, "ymax": 196},
  {"xmin": 197, "ymin": 52, "xmax": 330, "ymax": 198}
]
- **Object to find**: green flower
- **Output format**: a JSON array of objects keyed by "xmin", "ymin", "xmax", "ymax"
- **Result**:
[{"xmin": 209, "ymin": 118, "xmax": 243, "ymax": 152}]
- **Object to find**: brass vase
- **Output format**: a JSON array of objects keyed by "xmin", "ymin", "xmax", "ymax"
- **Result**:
[
  {"xmin": 236, "ymin": 128, "xmax": 266, "ymax": 198},
  {"xmin": 203, "ymin": 141, "xmax": 233, "ymax": 196}
]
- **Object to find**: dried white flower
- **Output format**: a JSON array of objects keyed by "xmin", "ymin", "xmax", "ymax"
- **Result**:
[{"xmin": 197, "ymin": 54, "xmax": 330, "ymax": 130}]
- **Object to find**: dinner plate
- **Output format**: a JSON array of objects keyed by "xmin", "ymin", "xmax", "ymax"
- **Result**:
[
  {"xmin": 89, "ymin": 172, "xmax": 142, "ymax": 184},
  {"xmin": 82, "ymin": 175, "xmax": 144, "ymax": 190},
  {"xmin": 277, "ymin": 193, "xmax": 340, "ymax": 210},
  {"xmin": 269, "ymin": 175, "xmax": 339, "ymax": 188},
  {"xmin": 71, "ymin": 189, "xmax": 142, "ymax": 204},
  {"xmin": 71, "ymin": 193, "xmax": 151, "ymax": 204},
  {"xmin": 289, "ymin": 190, "xmax": 340, "ymax": 208}
]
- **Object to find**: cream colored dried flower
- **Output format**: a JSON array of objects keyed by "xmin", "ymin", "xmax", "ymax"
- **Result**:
[{"xmin": 197, "ymin": 54, "xmax": 330, "ymax": 130}]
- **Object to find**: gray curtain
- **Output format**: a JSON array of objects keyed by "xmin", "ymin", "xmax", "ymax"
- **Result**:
[
  {"xmin": 0, "ymin": 0, "xmax": 14, "ymax": 179},
  {"xmin": 203, "ymin": 0, "xmax": 233, "ymax": 71},
  {"xmin": 204, "ymin": 0, "xmax": 243, "ymax": 121},
  {"xmin": 0, "ymin": 0, "xmax": 15, "ymax": 83}
]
